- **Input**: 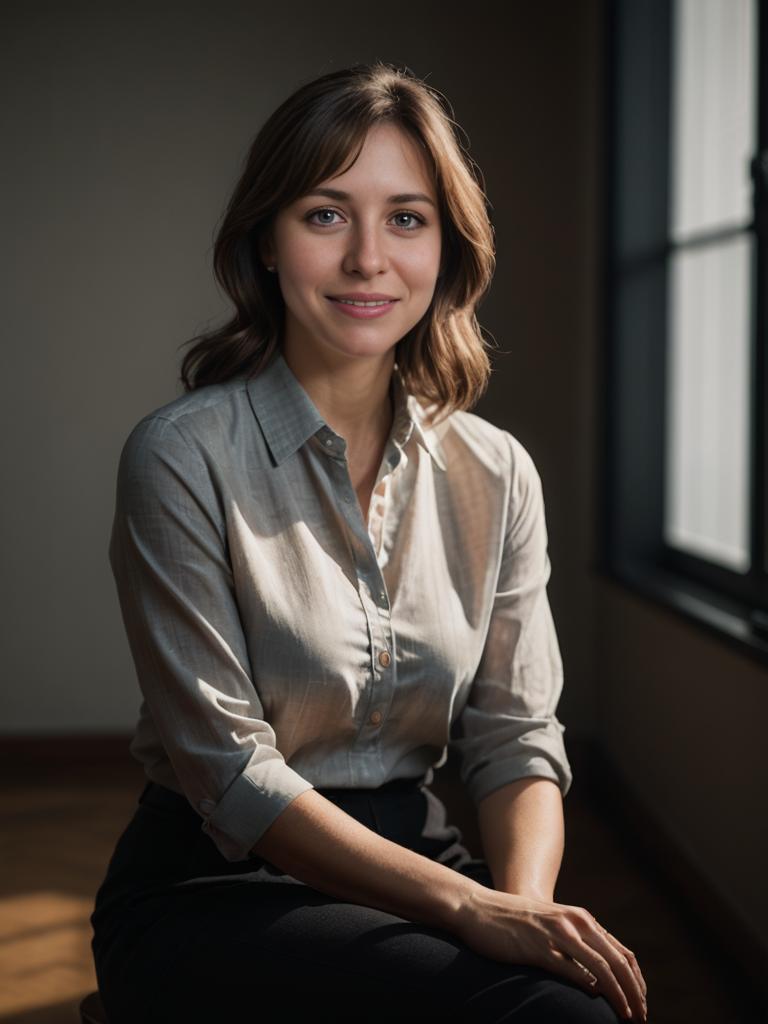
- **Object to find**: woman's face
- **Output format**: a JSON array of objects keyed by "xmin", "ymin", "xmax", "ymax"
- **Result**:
[{"xmin": 264, "ymin": 122, "xmax": 443, "ymax": 366}]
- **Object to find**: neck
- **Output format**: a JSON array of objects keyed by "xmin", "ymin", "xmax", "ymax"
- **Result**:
[{"xmin": 281, "ymin": 339, "xmax": 396, "ymax": 446}]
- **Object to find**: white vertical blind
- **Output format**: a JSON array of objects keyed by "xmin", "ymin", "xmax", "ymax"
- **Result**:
[
  {"xmin": 665, "ymin": 237, "xmax": 752, "ymax": 570},
  {"xmin": 670, "ymin": 0, "xmax": 756, "ymax": 240},
  {"xmin": 664, "ymin": 0, "xmax": 756, "ymax": 572}
]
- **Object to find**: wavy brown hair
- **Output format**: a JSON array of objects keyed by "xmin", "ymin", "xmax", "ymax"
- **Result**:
[{"xmin": 179, "ymin": 60, "xmax": 497, "ymax": 426}]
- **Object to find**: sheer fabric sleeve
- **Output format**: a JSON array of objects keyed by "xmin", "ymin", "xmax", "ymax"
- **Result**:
[
  {"xmin": 449, "ymin": 433, "xmax": 573, "ymax": 806},
  {"xmin": 109, "ymin": 414, "xmax": 314, "ymax": 862}
]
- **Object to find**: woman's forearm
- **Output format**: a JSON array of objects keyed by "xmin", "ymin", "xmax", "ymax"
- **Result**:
[
  {"xmin": 250, "ymin": 788, "xmax": 479, "ymax": 932},
  {"xmin": 476, "ymin": 776, "xmax": 565, "ymax": 900}
]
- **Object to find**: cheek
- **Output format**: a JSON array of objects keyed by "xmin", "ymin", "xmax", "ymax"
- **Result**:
[
  {"xmin": 403, "ymin": 243, "xmax": 441, "ymax": 292},
  {"xmin": 274, "ymin": 225, "xmax": 334, "ymax": 284},
  {"xmin": 283, "ymin": 246, "xmax": 329, "ymax": 287}
]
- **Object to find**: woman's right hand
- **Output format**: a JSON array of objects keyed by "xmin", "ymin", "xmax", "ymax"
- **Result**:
[{"xmin": 454, "ymin": 885, "xmax": 648, "ymax": 1022}]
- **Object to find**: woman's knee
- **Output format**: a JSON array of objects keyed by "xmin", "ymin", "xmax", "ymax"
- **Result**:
[{"xmin": 459, "ymin": 966, "xmax": 623, "ymax": 1023}]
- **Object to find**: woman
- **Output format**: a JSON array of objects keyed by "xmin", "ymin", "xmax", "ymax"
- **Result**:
[{"xmin": 90, "ymin": 61, "xmax": 648, "ymax": 1023}]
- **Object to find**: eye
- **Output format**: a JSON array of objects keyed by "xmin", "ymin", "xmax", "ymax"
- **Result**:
[
  {"xmin": 390, "ymin": 211, "xmax": 426, "ymax": 231},
  {"xmin": 303, "ymin": 207, "xmax": 427, "ymax": 231},
  {"xmin": 305, "ymin": 208, "xmax": 343, "ymax": 226}
]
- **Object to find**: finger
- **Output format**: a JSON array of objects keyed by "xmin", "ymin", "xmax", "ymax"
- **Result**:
[
  {"xmin": 566, "ymin": 934, "xmax": 645, "ymax": 1022},
  {"xmin": 572, "ymin": 914, "xmax": 647, "ymax": 1016},
  {"xmin": 561, "ymin": 945, "xmax": 630, "ymax": 1020},
  {"xmin": 557, "ymin": 933, "xmax": 634, "ymax": 1019},
  {"xmin": 548, "ymin": 948, "xmax": 601, "ymax": 996},
  {"xmin": 600, "ymin": 927, "xmax": 648, "ymax": 1000}
]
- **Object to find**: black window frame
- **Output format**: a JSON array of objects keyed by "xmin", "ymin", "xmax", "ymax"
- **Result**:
[{"xmin": 598, "ymin": 0, "xmax": 768, "ymax": 667}]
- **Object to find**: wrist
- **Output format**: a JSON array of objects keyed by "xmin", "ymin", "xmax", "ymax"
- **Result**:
[
  {"xmin": 441, "ymin": 874, "xmax": 487, "ymax": 933},
  {"xmin": 488, "ymin": 869, "xmax": 553, "ymax": 902},
  {"xmin": 503, "ymin": 884, "xmax": 553, "ymax": 902}
]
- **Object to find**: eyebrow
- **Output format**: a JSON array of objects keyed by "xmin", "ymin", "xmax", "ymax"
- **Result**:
[{"xmin": 301, "ymin": 187, "xmax": 436, "ymax": 208}]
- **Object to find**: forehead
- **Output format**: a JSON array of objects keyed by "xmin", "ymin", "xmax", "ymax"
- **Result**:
[{"xmin": 313, "ymin": 122, "xmax": 436, "ymax": 196}]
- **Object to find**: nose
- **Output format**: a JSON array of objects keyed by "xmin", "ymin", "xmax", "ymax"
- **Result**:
[{"xmin": 341, "ymin": 220, "xmax": 389, "ymax": 277}]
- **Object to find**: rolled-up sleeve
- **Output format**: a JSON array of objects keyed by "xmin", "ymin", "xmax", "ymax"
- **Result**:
[
  {"xmin": 449, "ymin": 434, "xmax": 573, "ymax": 805},
  {"xmin": 109, "ymin": 414, "xmax": 314, "ymax": 862}
]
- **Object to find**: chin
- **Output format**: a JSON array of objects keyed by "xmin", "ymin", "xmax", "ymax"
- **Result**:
[{"xmin": 323, "ymin": 338, "xmax": 400, "ymax": 361}]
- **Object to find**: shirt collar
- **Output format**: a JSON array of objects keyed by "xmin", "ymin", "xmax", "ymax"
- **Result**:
[{"xmin": 245, "ymin": 348, "xmax": 446, "ymax": 472}]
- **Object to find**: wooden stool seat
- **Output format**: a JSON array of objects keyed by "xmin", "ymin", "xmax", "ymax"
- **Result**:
[{"xmin": 79, "ymin": 991, "xmax": 108, "ymax": 1024}]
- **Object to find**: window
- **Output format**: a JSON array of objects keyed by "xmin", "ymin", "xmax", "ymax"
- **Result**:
[{"xmin": 600, "ymin": 0, "xmax": 768, "ymax": 664}]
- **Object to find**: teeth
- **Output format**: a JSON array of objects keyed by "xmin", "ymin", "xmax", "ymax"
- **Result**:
[{"xmin": 336, "ymin": 298, "xmax": 391, "ymax": 307}]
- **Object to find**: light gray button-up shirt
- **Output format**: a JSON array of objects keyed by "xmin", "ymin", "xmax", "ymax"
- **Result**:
[{"xmin": 109, "ymin": 348, "xmax": 572, "ymax": 862}]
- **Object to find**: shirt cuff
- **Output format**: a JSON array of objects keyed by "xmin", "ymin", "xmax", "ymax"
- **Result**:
[
  {"xmin": 464, "ymin": 742, "xmax": 573, "ymax": 807},
  {"xmin": 200, "ymin": 759, "xmax": 316, "ymax": 863}
]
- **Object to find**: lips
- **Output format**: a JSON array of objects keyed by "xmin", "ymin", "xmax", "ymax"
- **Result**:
[
  {"xmin": 328, "ymin": 293, "xmax": 399, "ymax": 302},
  {"xmin": 326, "ymin": 295, "xmax": 399, "ymax": 319}
]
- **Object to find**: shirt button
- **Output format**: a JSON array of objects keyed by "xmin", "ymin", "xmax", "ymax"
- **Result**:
[
  {"xmin": 378, "ymin": 650, "xmax": 391, "ymax": 667},
  {"xmin": 370, "ymin": 710, "xmax": 382, "ymax": 724},
  {"xmin": 379, "ymin": 591, "xmax": 386, "ymax": 602},
  {"xmin": 325, "ymin": 439, "xmax": 333, "ymax": 447}
]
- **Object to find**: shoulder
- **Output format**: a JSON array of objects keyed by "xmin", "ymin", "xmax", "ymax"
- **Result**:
[
  {"xmin": 439, "ymin": 408, "xmax": 542, "ymax": 490},
  {"xmin": 440, "ymin": 413, "xmax": 549, "ymax": 561},
  {"xmin": 118, "ymin": 377, "xmax": 251, "ymax": 465}
]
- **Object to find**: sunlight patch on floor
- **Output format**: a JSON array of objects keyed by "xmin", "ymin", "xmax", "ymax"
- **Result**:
[{"xmin": 0, "ymin": 891, "xmax": 96, "ymax": 1016}]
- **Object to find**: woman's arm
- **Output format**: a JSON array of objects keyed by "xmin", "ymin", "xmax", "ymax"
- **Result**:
[
  {"xmin": 250, "ymin": 788, "xmax": 479, "ymax": 931},
  {"xmin": 476, "ymin": 776, "xmax": 564, "ymax": 900},
  {"xmin": 250, "ymin": 775, "xmax": 566, "ymax": 931},
  {"xmin": 448, "ymin": 436, "xmax": 573, "ymax": 826}
]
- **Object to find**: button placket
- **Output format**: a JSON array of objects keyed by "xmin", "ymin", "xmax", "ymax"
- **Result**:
[
  {"xmin": 323, "ymin": 431, "xmax": 398, "ymax": 743},
  {"xmin": 367, "ymin": 479, "xmax": 387, "ymax": 557}
]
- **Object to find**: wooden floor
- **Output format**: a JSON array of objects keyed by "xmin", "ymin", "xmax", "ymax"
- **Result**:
[{"xmin": 1, "ymin": 753, "xmax": 765, "ymax": 1024}]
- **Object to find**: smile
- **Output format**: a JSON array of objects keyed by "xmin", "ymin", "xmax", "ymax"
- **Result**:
[{"xmin": 327, "ymin": 297, "xmax": 399, "ymax": 319}]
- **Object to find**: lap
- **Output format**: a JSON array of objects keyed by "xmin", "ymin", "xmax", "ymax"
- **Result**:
[
  {"xmin": 100, "ymin": 879, "xmax": 620, "ymax": 1023},
  {"xmin": 91, "ymin": 783, "xmax": 620, "ymax": 1024}
]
